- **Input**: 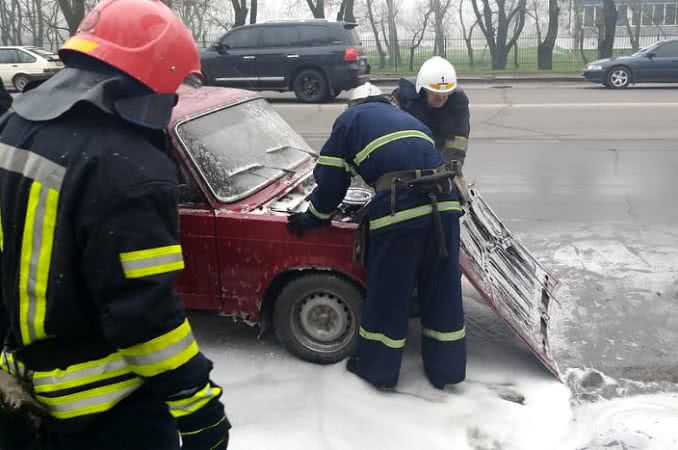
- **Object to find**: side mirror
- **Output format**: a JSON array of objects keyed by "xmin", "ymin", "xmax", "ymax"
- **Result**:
[{"xmin": 647, "ymin": 51, "xmax": 656, "ymax": 59}]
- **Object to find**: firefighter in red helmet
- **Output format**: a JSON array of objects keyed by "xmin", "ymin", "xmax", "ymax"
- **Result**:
[{"xmin": 0, "ymin": 1, "xmax": 230, "ymax": 449}]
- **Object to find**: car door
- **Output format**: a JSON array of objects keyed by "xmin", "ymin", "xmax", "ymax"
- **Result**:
[
  {"xmin": 0, "ymin": 49, "xmax": 26, "ymax": 89},
  {"xmin": 208, "ymin": 27, "xmax": 260, "ymax": 89},
  {"xmin": 255, "ymin": 25, "xmax": 299, "ymax": 90},
  {"xmin": 651, "ymin": 41, "xmax": 678, "ymax": 81}
]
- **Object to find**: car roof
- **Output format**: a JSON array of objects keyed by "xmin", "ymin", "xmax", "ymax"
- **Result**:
[{"xmin": 170, "ymin": 86, "xmax": 260, "ymax": 126}]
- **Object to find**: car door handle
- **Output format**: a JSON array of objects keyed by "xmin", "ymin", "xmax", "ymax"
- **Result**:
[
  {"xmin": 287, "ymin": 55, "xmax": 300, "ymax": 59},
  {"xmin": 243, "ymin": 56, "xmax": 256, "ymax": 60}
]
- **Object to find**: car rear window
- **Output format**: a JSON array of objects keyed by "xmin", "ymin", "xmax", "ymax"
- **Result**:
[
  {"xmin": 176, "ymin": 97, "xmax": 315, "ymax": 202},
  {"xmin": 343, "ymin": 28, "xmax": 361, "ymax": 46}
]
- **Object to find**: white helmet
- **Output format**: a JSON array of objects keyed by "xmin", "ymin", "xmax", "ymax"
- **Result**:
[
  {"xmin": 415, "ymin": 56, "xmax": 458, "ymax": 94},
  {"xmin": 347, "ymin": 82, "xmax": 383, "ymax": 106}
]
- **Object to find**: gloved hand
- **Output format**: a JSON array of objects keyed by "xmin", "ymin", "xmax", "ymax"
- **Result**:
[
  {"xmin": 177, "ymin": 396, "xmax": 230, "ymax": 450},
  {"xmin": 287, "ymin": 211, "xmax": 328, "ymax": 238}
]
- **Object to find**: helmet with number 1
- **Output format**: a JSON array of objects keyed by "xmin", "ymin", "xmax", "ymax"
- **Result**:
[
  {"xmin": 59, "ymin": 0, "xmax": 200, "ymax": 94},
  {"xmin": 415, "ymin": 56, "xmax": 458, "ymax": 94}
]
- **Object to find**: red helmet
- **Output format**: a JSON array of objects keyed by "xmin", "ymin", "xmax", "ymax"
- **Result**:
[{"xmin": 59, "ymin": 0, "xmax": 200, "ymax": 94}]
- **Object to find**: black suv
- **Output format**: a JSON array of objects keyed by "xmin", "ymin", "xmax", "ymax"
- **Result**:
[{"xmin": 200, "ymin": 20, "xmax": 370, "ymax": 102}]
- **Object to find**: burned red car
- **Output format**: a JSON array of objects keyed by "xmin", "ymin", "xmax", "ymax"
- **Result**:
[{"xmin": 168, "ymin": 86, "xmax": 560, "ymax": 375}]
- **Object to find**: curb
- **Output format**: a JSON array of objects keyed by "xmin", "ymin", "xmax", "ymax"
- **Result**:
[{"xmin": 369, "ymin": 75, "xmax": 585, "ymax": 85}]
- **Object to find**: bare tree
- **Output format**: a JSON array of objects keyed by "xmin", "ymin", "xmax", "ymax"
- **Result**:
[
  {"xmin": 471, "ymin": 0, "xmax": 528, "ymax": 69},
  {"xmin": 384, "ymin": 0, "xmax": 401, "ymax": 67},
  {"xmin": 337, "ymin": 0, "xmax": 356, "ymax": 21},
  {"xmin": 527, "ymin": 0, "xmax": 560, "ymax": 69},
  {"xmin": 365, "ymin": 0, "xmax": 387, "ymax": 68},
  {"xmin": 231, "ymin": 0, "xmax": 248, "ymax": 27},
  {"xmin": 596, "ymin": 0, "xmax": 617, "ymax": 59},
  {"xmin": 57, "ymin": 0, "xmax": 85, "ymax": 35},
  {"xmin": 429, "ymin": 0, "xmax": 452, "ymax": 57},
  {"xmin": 306, "ymin": 0, "xmax": 325, "ymax": 17},
  {"xmin": 406, "ymin": 0, "xmax": 432, "ymax": 71},
  {"xmin": 459, "ymin": 0, "xmax": 479, "ymax": 68}
]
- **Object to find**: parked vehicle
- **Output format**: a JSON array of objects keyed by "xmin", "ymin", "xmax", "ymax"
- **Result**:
[
  {"xmin": 583, "ymin": 39, "xmax": 678, "ymax": 88},
  {"xmin": 168, "ymin": 86, "xmax": 560, "ymax": 375},
  {"xmin": 200, "ymin": 20, "xmax": 370, "ymax": 102},
  {"xmin": 0, "ymin": 46, "xmax": 63, "ymax": 91}
]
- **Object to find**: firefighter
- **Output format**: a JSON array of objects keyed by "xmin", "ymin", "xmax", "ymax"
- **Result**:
[
  {"xmin": 287, "ymin": 83, "xmax": 466, "ymax": 390},
  {"xmin": 392, "ymin": 56, "xmax": 471, "ymax": 201},
  {"xmin": 0, "ymin": 1, "xmax": 230, "ymax": 449},
  {"xmin": 0, "ymin": 82, "xmax": 10, "ymax": 116}
]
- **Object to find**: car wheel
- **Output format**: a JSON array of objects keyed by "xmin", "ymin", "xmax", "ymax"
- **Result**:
[
  {"xmin": 293, "ymin": 69, "xmax": 329, "ymax": 103},
  {"xmin": 274, "ymin": 273, "xmax": 363, "ymax": 364},
  {"xmin": 12, "ymin": 74, "xmax": 30, "ymax": 92},
  {"xmin": 606, "ymin": 67, "xmax": 631, "ymax": 89}
]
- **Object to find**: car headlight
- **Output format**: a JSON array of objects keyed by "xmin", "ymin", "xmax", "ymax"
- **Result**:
[{"xmin": 586, "ymin": 64, "xmax": 603, "ymax": 71}]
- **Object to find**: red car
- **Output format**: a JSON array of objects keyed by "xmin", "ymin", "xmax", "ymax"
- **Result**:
[{"xmin": 169, "ymin": 86, "xmax": 560, "ymax": 375}]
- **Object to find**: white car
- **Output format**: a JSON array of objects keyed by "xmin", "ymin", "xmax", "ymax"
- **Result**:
[{"xmin": 0, "ymin": 46, "xmax": 63, "ymax": 91}]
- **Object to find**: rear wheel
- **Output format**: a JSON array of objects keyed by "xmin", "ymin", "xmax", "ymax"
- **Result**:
[
  {"xmin": 293, "ymin": 69, "xmax": 329, "ymax": 103},
  {"xmin": 12, "ymin": 74, "xmax": 30, "ymax": 92},
  {"xmin": 606, "ymin": 66, "xmax": 631, "ymax": 89},
  {"xmin": 274, "ymin": 274, "xmax": 363, "ymax": 364}
]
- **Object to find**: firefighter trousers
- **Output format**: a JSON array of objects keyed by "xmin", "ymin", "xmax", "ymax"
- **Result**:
[{"xmin": 347, "ymin": 212, "xmax": 466, "ymax": 389}]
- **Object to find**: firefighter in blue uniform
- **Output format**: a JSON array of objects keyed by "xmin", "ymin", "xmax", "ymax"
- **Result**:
[
  {"xmin": 393, "ymin": 57, "xmax": 471, "ymax": 200},
  {"xmin": 0, "ymin": 1, "xmax": 229, "ymax": 449},
  {"xmin": 287, "ymin": 83, "xmax": 466, "ymax": 390}
]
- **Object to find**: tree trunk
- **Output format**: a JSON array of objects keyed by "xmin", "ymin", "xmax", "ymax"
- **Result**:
[
  {"xmin": 598, "ymin": 0, "xmax": 617, "ymax": 59},
  {"xmin": 385, "ymin": 0, "xmax": 401, "ymax": 67},
  {"xmin": 250, "ymin": 0, "xmax": 257, "ymax": 24},
  {"xmin": 231, "ymin": 0, "xmax": 248, "ymax": 27},
  {"xmin": 57, "ymin": 0, "xmax": 86, "ymax": 36},
  {"xmin": 336, "ymin": 0, "xmax": 355, "ymax": 22},
  {"xmin": 366, "ymin": 0, "xmax": 386, "ymax": 69},
  {"xmin": 472, "ymin": 0, "xmax": 527, "ymax": 70},
  {"xmin": 305, "ymin": 0, "xmax": 325, "ymax": 18},
  {"xmin": 537, "ymin": 0, "xmax": 560, "ymax": 70}
]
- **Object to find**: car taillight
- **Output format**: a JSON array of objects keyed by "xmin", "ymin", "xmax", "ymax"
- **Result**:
[{"xmin": 344, "ymin": 48, "xmax": 360, "ymax": 62}]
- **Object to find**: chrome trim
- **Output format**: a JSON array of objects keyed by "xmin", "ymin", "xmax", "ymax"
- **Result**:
[{"xmin": 215, "ymin": 77, "xmax": 257, "ymax": 82}]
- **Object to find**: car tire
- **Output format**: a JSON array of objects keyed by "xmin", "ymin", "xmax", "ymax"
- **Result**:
[
  {"xmin": 12, "ymin": 74, "xmax": 30, "ymax": 92},
  {"xmin": 274, "ymin": 273, "xmax": 363, "ymax": 364},
  {"xmin": 293, "ymin": 69, "xmax": 329, "ymax": 103},
  {"xmin": 606, "ymin": 66, "xmax": 631, "ymax": 89}
]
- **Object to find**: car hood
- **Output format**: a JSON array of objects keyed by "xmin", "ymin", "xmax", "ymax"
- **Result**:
[{"xmin": 590, "ymin": 56, "xmax": 636, "ymax": 66}]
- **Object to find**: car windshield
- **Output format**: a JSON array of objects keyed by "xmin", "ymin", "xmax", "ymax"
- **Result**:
[
  {"xmin": 632, "ymin": 42, "xmax": 660, "ymax": 56},
  {"xmin": 176, "ymin": 97, "xmax": 316, "ymax": 203}
]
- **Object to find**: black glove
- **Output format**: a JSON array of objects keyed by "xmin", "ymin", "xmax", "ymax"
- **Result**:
[
  {"xmin": 177, "ymin": 396, "xmax": 230, "ymax": 450},
  {"xmin": 287, "ymin": 212, "xmax": 328, "ymax": 238}
]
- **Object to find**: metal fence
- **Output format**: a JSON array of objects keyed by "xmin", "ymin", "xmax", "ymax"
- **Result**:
[{"xmin": 361, "ymin": 28, "xmax": 678, "ymax": 73}]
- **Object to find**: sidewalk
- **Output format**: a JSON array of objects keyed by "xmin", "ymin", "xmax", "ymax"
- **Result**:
[{"xmin": 369, "ymin": 73, "xmax": 584, "ymax": 85}]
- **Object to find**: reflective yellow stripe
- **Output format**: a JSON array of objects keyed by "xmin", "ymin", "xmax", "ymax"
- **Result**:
[
  {"xmin": 119, "ymin": 319, "xmax": 199, "ymax": 377},
  {"xmin": 167, "ymin": 382, "xmax": 222, "ymax": 418},
  {"xmin": 359, "ymin": 326, "xmax": 406, "ymax": 349},
  {"xmin": 36, "ymin": 377, "xmax": 143, "ymax": 420},
  {"xmin": 445, "ymin": 136, "xmax": 468, "ymax": 151},
  {"xmin": 308, "ymin": 202, "xmax": 332, "ymax": 220},
  {"xmin": 422, "ymin": 326, "xmax": 466, "ymax": 342},
  {"xmin": 19, "ymin": 183, "xmax": 40, "ymax": 344},
  {"xmin": 318, "ymin": 155, "xmax": 352, "ymax": 173},
  {"xmin": 354, "ymin": 130, "xmax": 434, "ymax": 165},
  {"xmin": 369, "ymin": 201, "xmax": 462, "ymax": 231},
  {"xmin": 32, "ymin": 353, "xmax": 132, "ymax": 393},
  {"xmin": 180, "ymin": 415, "xmax": 227, "ymax": 437},
  {"xmin": 119, "ymin": 244, "xmax": 184, "ymax": 279},
  {"xmin": 34, "ymin": 188, "xmax": 59, "ymax": 339}
]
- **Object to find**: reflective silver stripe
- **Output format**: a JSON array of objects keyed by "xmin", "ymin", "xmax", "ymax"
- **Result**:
[
  {"xmin": 120, "ymin": 253, "xmax": 183, "ymax": 272},
  {"xmin": 32, "ymin": 354, "xmax": 130, "ymax": 389},
  {"xmin": 123, "ymin": 330, "xmax": 195, "ymax": 368},
  {"xmin": 0, "ymin": 142, "xmax": 65, "ymax": 190},
  {"xmin": 37, "ymin": 378, "xmax": 143, "ymax": 419},
  {"xmin": 422, "ymin": 326, "xmax": 466, "ymax": 342},
  {"xmin": 369, "ymin": 201, "xmax": 462, "ymax": 231},
  {"xmin": 317, "ymin": 155, "xmax": 352, "ymax": 172},
  {"xmin": 167, "ymin": 383, "xmax": 222, "ymax": 418},
  {"xmin": 446, "ymin": 136, "xmax": 468, "ymax": 152},
  {"xmin": 359, "ymin": 326, "xmax": 406, "ymax": 349}
]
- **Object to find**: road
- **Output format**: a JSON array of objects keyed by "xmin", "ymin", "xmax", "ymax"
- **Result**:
[{"xmin": 269, "ymin": 82, "xmax": 678, "ymax": 386}]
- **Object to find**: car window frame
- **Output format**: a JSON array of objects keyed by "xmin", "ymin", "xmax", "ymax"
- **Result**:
[
  {"xmin": 16, "ymin": 49, "xmax": 37, "ymax": 64},
  {"xmin": 259, "ymin": 25, "xmax": 300, "ymax": 48},
  {"xmin": 222, "ymin": 27, "xmax": 260, "ymax": 49},
  {"xmin": 0, "ymin": 48, "xmax": 21, "ymax": 64}
]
